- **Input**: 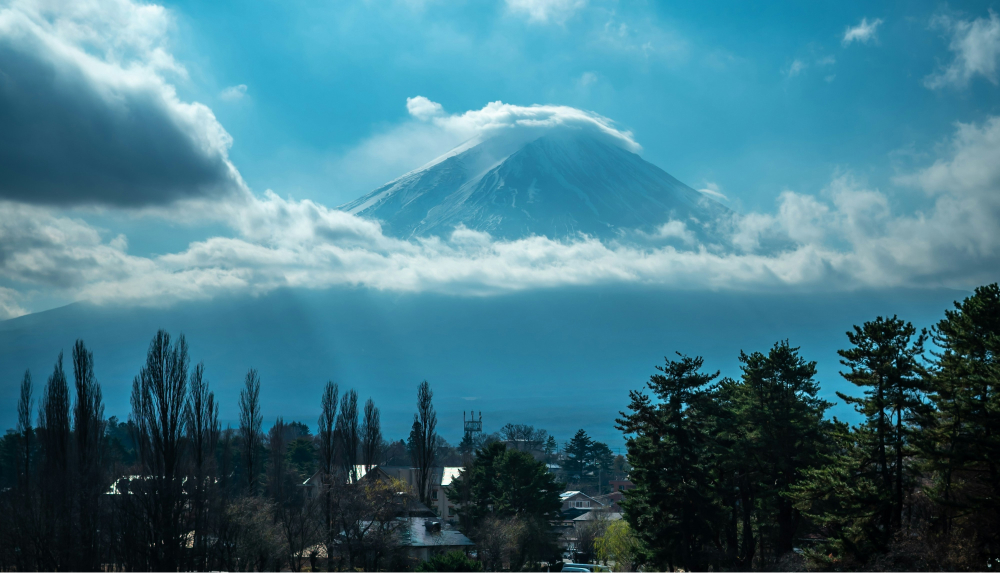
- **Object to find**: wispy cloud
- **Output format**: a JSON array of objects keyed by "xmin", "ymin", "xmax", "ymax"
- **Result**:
[
  {"xmin": 505, "ymin": 0, "xmax": 586, "ymax": 24},
  {"xmin": 596, "ymin": 13, "xmax": 687, "ymax": 63},
  {"xmin": 698, "ymin": 182, "xmax": 728, "ymax": 202},
  {"xmin": 0, "ymin": 287, "xmax": 27, "ymax": 321},
  {"xmin": 786, "ymin": 59, "xmax": 807, "ymax": 77},
  {"xmin": 842, "ymin": 17, "xmax": 883, "ymax": 46},
  {"xmin": 220, "ymin": 84, "xmax": 248, "ymax": 101},
  {"xmin": 924, "ymin": 11, "xmax": 1000, "ymax": 89}
]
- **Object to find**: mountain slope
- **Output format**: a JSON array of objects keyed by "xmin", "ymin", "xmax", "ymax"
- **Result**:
[{"xmin": 342, "ymin": 130, "xmax": 728, "ymax": 240}]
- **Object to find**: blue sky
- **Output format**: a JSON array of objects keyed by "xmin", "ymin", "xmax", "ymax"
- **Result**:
[
  {"xmin": 0, "ymin": 0, "xmax": 999, "ymax": 318},
  {"xmin": 163, "ymin": 0, "xmax": 999, "ymax": 210}
]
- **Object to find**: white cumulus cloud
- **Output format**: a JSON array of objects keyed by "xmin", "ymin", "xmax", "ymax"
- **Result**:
[
  {"xmin": 406, "ymin": 97, "xmax": 640, "ymax": 152},
  {"xmin": 0, "ymin": 0, "xmax": 246, "ymax": 207},
  {"xmin": 925, "ymin": 11, "xmax": 1000, "ymax": 89},
  {"xmin": 324, "ymin": 97, "xmax": 641, "ymax": 198},
  {"xmin": 4, "ymin": 114, "xmax": 1000, "ymax": 313},
  {"xmin": 405, "ymin": 96, "xmax": 445, "ymax": 120}
]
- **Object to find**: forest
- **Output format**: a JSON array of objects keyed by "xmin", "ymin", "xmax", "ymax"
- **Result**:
[
  {"xmin": 0, "ymin": 283, "xmax": 997, "ymax": 572},
  {"xmin": 618, "ymin": 283, "xmax": 1000, "ymax": 571}
]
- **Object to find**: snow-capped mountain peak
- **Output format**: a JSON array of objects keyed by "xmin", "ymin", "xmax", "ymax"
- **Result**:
[{"xmin": 341, "ymin": 127, "xmax": 728, "ymax": 241}]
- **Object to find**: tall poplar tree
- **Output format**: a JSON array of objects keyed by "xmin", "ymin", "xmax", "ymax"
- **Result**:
[
  {"xmin": 39, "ymin": 352, "xmax": 71, "ymax": 570},
  {"xmin": 185, "ymin": 363, "xmax": 219, "ymax": 569},
  {"xmin": 317, "ymin": 381, "xmax": 339, "ymax": 568},
  {"xmin": 337, "ymin": 389, "xmax": 359, "ymax": 481},
  {"xmin": 72, "ymin": 339, "xmax": 106, "ymax": 571},
  {"xmin": 239, "ymin": 368, "xmax": 263, "ymax": 492},
  {"xmin": 360, "ymin": 398, "xmax": 382, "ymax": 472},
  {"xmin": 129, "ymin": 330, "xmax": 190, "ymax": 570},
  {"xmin": 409, "ymin": 380, "xmax": 437, "ymax": 505}
]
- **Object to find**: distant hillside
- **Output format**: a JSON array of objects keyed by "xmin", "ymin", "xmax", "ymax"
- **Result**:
[{"xmin": 0, "ymin": 287, "xmax": 964, "ymax": 446}]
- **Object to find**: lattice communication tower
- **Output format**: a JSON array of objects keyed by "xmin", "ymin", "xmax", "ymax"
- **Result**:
[{"xmin": 463, "ymin": 410, "xmax": 482, "ymax": 442}]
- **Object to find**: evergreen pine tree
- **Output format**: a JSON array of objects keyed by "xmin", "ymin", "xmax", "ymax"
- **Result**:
[
  {"xmin": 836, "ymin": 316, "xmax": 926, "ymax": 534},
  {"xmin": 615, "ymin": 354, "xmax": 723, "ymax": 571},
  {"xmin": 918, "ymin": 284, "xmax": 1000, "ymax": 561},
  {"xmin": 564, "ymin": 429, "xmax": 593, "ymax": 484},
  {"xmin": 724, "ymin": 341, "xmax": 833, "ymax": 567}
]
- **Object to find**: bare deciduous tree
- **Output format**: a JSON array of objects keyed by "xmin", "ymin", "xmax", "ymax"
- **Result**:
[
  {"xmin": 38, "ymin": 352, "xmax": 72, "ymax": 570},
  {"xmin": 409, "ymin": 380, "xmax": 437, "ymax": 505},
  {"xmin": 186, "ymin": 363, "xmax": 219, "ymax": 570},
  {"xmin": 72, "ymin": 339, "xmax": 106, "ymax": 571},
  {"xmin": 16, "ymin": 370, "xmax": 33, "ymax": 487},
  {"xmin": 499, "ymin": 423, "xmax": 549, "ymax": 453},
  {"xmin": 337, "ymin": 389, "xmax": 359, "ymax": 482},
  {"xmin": 360, "ymin": 398, "xmax": 382, "ymax": 472},
  {"xmin": 317, "ymin": 381, "xmax": 339, "ymax": 570},
  {"xmin": 129, "ymin": 330, "xmax": 190, "ymax": 570},
  {"xmin": 268, "ymin": 417, "xmax": 288, "ymax": 502},
  {"xmin": 475, "ymin": 516, "xmax": 528, "ymax": 572},
  {"xmin": 239, "ymin": 368, "xmax": 263, "ymax": 493},
  {"xmin": 335, "ymin": 476, "xmax": 408, "ymax": 571},
  {"xmin": 318, "ymin": 381, "xmax": 339, "ymax": 477}
]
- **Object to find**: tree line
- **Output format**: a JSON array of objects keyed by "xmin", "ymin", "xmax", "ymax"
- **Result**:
[
  {"xmin": 0, "ymin": 329, "xmax": 604, "ymax": 572},
  {"xmin": 6, "ymin": 284, "xmax": 996, "ymax": 571},
  {"xmin": 0, "ymin": 329, "xmax": 452, "ymax": 571},
  {"xmin": 617, "ymin": 283, "xmax": 1000, "ymax": 571}
]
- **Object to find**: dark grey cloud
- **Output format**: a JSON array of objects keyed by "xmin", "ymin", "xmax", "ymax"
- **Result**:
[{"xmin": 0, "ymin": 12, "xmax": 243, "ymax": 207}]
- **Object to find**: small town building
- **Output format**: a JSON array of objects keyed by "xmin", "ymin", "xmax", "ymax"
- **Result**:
[{"xmin": 560, "ymin": 490, "xmax": 602, "ymax": 512}]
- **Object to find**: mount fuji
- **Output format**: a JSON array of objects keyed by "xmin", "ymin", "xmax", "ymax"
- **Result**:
[{"xmin": 341, "ymin": 128, "xmax": 729, "ymax": 240}]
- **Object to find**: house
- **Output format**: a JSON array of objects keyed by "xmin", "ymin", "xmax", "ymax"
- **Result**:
[
  {"xmin": 572, "ymin": 510, "xmax": 622, "ymax": 524},
  {"xmin": 295, "ymin": 496, "xmax": 473, "ymax": 566},
  {"xmin": 554, "ymin": 491, "xmax": 606, "ymax": 554},
  {"xmin": 603, "ymin": 479, "xmax": 634, "ymax": 512},
  {"xmin": 560, "ymin": 490, "xmax": 602, "ymax": 512},
  {"xmin": 398, "ymin": 516, "xmax": 475, "ymax": 562},
  {"xmin": 299, "ymin": 465, "xmax": 376, "ymax": 501},
  {"xmin": 301, "ymin": 465, "xmax": 465, "ymax": 522},
  {"xmin": 375, "ymin": 466, "xmax": 464, "ymax": 522},
  {"xmin": 609, "ymin": 479, "xmax": 634, "ymax": 492}
]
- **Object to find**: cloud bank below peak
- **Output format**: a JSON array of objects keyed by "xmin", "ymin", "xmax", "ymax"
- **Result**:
[{"xmin": 2, "ymin": 112, "xmax": 1000, "ymax": 320}]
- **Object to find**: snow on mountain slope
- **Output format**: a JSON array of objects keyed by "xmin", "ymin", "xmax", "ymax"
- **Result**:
[{"xmin": 341, "ymin": 128, "xmax": 729, "ymax": 241}]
